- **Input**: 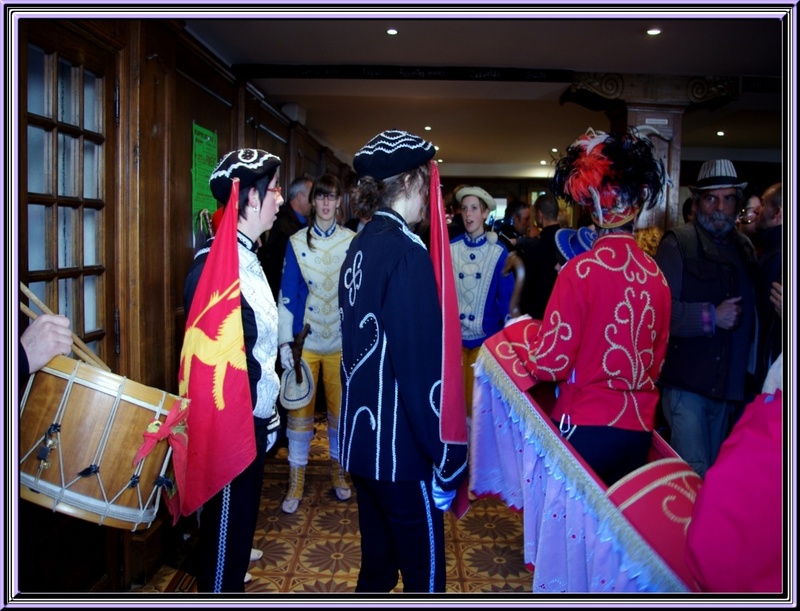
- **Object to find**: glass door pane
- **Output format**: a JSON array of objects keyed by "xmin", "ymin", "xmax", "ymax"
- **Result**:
[
  {"xmin": 27, "ymin": 46, "xmax": 47, "ymax": 116},
  {"xmin": 83, "ymin": 141, "xmax": 100, "ymax": 198},
  {"xmin": 57, "ymin": 133, "xmax": 79, "ymax": 197},
  {"xmin": 83, "ymin": 71, "xmax": 100, "ymax": 132},
  {"xmin": 57, "ymin": 58, "xmax": 79, "ymax": 126},
  {"xmin": 23, "ymin": 36, "xmax": 113, "ymax": 366},
  {"xmin": 27, "ymin": 204, "xmax": 47, "ymax": 270},
  {"xmin": 27, "ymin": 125, "xmax": 52, "ymax": 194}
]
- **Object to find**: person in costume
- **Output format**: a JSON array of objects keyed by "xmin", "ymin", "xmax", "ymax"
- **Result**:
[
  {"xmin": 277, "ymin": 173, "xmax": 356, "ymax": 514},
  {"xmin": 525, "ymin": 127, "xmax": 671, "ymax": 486},
  {"xmin": 338, "ymin": 129, "xmax": 468, "ymax": 592},
  {"xmin": 182, "ymin": 148, "xmax": 282, "ymax": 592},
  {"xmin": 450, "ymin": 186, "xmax": 515, "ymax": 418},
  {"xmin": 684, "ymin": 355, "xmax": 783, "ymax": 593},
  {"xmin": 553, "ymin": 225, "xmax": 598, "ymax": 271}
]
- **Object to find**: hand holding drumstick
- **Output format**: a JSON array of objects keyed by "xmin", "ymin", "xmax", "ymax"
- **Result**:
[
  {"xmin": 19, "ymin": 281, "xmax": 110, "ymax": 371},
  {"xmin": 20, "ymin": 314, "xmax": 73, "ymax": 374}
]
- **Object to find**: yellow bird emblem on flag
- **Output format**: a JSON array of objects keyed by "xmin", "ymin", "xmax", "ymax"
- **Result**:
[{"xmin": 179, "ymin": 281, "xmax": 247, "ymax": 410}]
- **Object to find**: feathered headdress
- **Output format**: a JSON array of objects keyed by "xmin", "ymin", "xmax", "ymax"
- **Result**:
[{"xmin": 550, "ymin": 127, "xmax": 666, "ymax": 229}]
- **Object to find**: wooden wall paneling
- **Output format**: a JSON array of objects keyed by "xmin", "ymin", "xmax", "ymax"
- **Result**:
[
  {"xmin": 625, "ymin": 104, "xmax": 685, "ymax": 231},
  {"xmin": 322, "ymin": 147, "xmax": 344, "ymax": 179},
  {"xmin": 291, "ymin": 125, "xmax": 324, "ymax": 182},
  {"xmin": 249, "ymin": 95, "xmax": 291, "ymax": 187},
  {"xmin": 17, "ymin": 504, "xmax": 123, "ymax": 592},
  {"xmin": 169, "ymin": 25, "xmax": 239, "ymax": 389},
  {"xmin": 125, "ymin": 21, "xmax": 174, "ymax": 391},
  {"xmin": 241, "ymin": 88, "xmax": 263, "ymax": 150}
]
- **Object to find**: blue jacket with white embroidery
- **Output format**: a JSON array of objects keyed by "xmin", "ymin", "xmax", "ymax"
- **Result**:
[{"xmin": 338, "ymin": 208, "xmax": 468, "ymax": 490}]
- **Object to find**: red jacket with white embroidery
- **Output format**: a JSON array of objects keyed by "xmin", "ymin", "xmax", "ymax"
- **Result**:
[{"xmin": 527, "ymin": 233, "xmax": 671, "ymax": 431}]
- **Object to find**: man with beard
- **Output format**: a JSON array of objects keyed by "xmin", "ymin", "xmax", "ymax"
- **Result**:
[{"xmin": 654, "ymin": 160, "xmax": 759, "ymax": 478}]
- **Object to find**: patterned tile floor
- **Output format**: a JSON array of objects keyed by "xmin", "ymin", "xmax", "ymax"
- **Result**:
[{"xmin": 133, "ymin": 413, "xmax": 533, "ymax": 594}]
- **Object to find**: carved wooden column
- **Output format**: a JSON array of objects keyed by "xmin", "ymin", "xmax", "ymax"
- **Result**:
[
  {"xmin": 624, "ymin": 104, "xmax": 684, "ymax": 230},
  {"xmin": 562, "ymin": 73, "xmax": 738, "ymax": 230}
]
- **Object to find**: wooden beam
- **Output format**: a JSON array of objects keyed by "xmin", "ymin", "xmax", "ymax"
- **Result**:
[{"xmin": 232, "ymin": 63, "xmax": 574, "ymax": 83}]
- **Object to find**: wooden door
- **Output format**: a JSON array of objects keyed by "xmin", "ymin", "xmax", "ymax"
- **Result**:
[
  {"xmin": 19, "ymin": 21, "xmax": 119, "ymax": 370},
  {"xmin": 17, "ymin": 20, "xmax": 124, "ymax": 593}
]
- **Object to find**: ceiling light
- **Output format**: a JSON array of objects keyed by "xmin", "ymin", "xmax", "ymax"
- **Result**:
[
  {"xmin": 551, "ymin": 148, "xmax": 558, "ymax": 153},
  {"xmin": 434, "ymin": 145, "xmax": 440, "ymax": 151},
  {"xmin": 540, "ymin": 160, "xmax": 547, "ymax": 165},
  {"xmin": 717, "ymin": 131, "xmax": 725, "ymax": 137},
  {"xmin": 647, "ymin": 28, "xmax": 661, "ymax": 36},
  {"xmin": 387, "ymin": 28, "xmax": 398, "ymax": 36},
  {"xmin": 437, "ymin": 159, "xmax": 443, "ymax": 163},
  {"xmin": 424, "ymin": 126, "xmax": 432, "ymax": 131}
]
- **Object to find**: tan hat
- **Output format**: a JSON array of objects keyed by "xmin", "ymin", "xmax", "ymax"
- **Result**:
[
  {"xmin": 455, "ymin": 186, "xmax": 496, "ymax": 211},
  {"xmin": 279, "ymin": 359, "xmax": 315, "ymax": 410}
]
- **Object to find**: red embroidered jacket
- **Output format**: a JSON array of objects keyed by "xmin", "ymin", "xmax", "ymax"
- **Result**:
[{"xmin": 528, "ymin": 233, "xmax": 671, "ymax": 431}]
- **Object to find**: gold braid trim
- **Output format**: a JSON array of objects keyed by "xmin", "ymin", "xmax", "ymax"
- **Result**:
[{"xmin": 476, "ymin": 344, "xmax": 689, "ymax": 592}]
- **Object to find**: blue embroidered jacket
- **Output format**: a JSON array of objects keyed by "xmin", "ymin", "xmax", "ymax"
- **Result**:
[{"xmin": 338, "ymin": 208, "xmax": 468, "ymax": 490}]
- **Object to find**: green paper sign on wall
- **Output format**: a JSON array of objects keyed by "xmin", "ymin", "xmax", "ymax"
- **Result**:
[{"xmin": 191, "ymin": 123, "xmax": 219, "ymax": 246}]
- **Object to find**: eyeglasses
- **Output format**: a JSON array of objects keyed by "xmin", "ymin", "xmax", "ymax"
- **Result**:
[
  {"xmin": 267, "ymin": 186, "xmax": 282, "ymax": 195},
  {"xmin": 314, "ymin": 193, "xmax": 339, "ymax": 202},
  {"xmin": 737, "ymin": 208, "xmax": 758, "ymax": 224}
]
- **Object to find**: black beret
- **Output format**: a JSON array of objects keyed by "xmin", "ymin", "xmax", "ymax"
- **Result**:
[
  {"xmin": 209, "ymin": 148, "xmax": 281, "ymax": 203},
  {"xmin": 353, "ymin": 130, "xmax": 435, "ymax": 181}
]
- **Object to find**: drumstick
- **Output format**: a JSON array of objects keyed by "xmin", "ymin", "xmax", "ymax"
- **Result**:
[
  {"xmin": 19, "ymin": 283, "xmax": 111, "ymax": 372},
  {"xmin": 19, "ymin": 302, "xmax": 108, "ymax": 370}
]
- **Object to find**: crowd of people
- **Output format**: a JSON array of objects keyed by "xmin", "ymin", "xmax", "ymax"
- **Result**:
[{"xmin": 18, "ymin": 126, "xmax": 784, "ymax": 594}]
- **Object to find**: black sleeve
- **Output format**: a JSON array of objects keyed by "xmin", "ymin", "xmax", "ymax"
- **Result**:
[
  {"xmin": 19, "ymin": 340, "xmax": 30, "ymax": 383},
  {"xmin": 183, "ymin": 251, "xmax": 208, "ymax": 314}
]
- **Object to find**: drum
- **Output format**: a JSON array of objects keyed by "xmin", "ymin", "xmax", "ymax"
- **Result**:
[
  {"xmin": 19, "ymin": 356, "xmax": 180, "ymax": 531},
  {"xmin": 607, "ymin": 457, "xmax": 703, "ymax": 591}
]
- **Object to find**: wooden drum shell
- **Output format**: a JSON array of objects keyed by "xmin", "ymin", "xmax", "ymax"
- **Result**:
[{"xmin": 19, "ymin": 356, "xmax": 179, "ymax": 531}]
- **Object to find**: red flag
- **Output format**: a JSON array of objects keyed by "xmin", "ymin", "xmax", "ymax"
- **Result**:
[
  {"xmin": 428, "ymin": 161, "xmax": 467, "ymax": 445},
  {"xmin": 176, "ymin": 178, "xmax": 256, "ymax": 517},
  {"xmin": 429, "ymin": 162, "xmax": 471, "ymax": 519}
]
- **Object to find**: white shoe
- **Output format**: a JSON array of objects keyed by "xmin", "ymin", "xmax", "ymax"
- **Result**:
[
  {"xmin": 244, "ymin": 572, "xmax": 253, "ymax": 584},
  {"xmin": 250, "ymin": 548, "xmax": 263, "ymax": 562},
  {"xmin": 335, "ymin": 486, "xmax": 352, "ymax": 501},
  {"xmin": 282, "ymin": 497, "xmax": 300, "ymax": 514}
]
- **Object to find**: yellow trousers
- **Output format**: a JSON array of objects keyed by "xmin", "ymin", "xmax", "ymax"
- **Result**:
[
  {"xmin": 286, "ymin": 349, "xmax": 343, "ymax": 466},
  {"xmin": 462, "ymin": 346, "xmax": 482, "ymax": 418}
]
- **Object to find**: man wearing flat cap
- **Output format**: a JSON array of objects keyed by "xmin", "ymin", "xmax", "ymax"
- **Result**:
[{"xmin": 654, "ymin": 159, "xmax": 759, "ymax": 479}]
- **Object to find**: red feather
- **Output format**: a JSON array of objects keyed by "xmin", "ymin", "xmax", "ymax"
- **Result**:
[{"xmin": 566, "ymin": 146, "xmax": 612, "ymax": 204}]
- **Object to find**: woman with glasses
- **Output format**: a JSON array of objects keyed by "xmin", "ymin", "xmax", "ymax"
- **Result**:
[
  {"xmin": 276, "ymin": 174, "xmax": 356, "ymax": 513},
  {"xmin": 184, "ymin": 148, "xmax": 284, "ymax": 591},
  {"xmin": 736, "ymin": 193, "xmax": 761, "ymax": 240}
]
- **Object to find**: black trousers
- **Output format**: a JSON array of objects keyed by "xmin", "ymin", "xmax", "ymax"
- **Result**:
[
  {"xmin": 350, "ymin": 473, "xmax": 446, "ymax": 593},
  {"xmin": 196, "ymin": 417, "xmax": 269, "ymax": 592},
  {"xmin": 559, "ymin": 422, "xmax": 652, "ymax": 487}
]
